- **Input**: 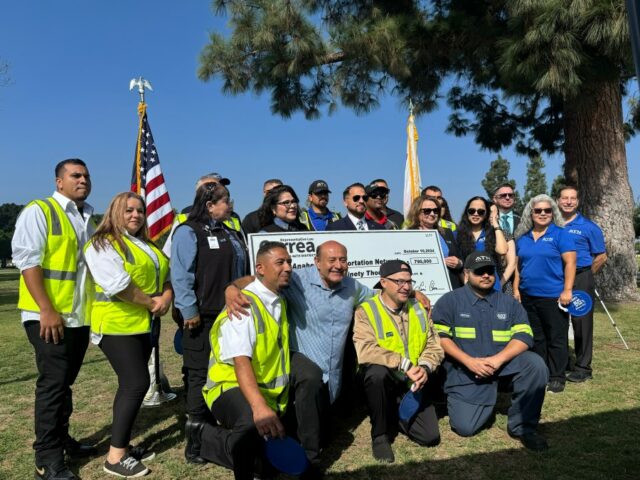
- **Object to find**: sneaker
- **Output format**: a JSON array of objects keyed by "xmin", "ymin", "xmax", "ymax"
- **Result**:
[
  {"xmin": 508, "ymin": 429, "xmax": 549, "ymax": 452},
  {"xmin": 566, "ymin": 371, "xmax": 593, "ymax": 383},
  {"xmin": 129, "ymin": 444, "xmax": 156, "ymax": 462},
  {"xmin": 35, "ymin": 462, "xmax": 77, "ymax": 480},
  {"xmin": 103, "ymin": 454, "xmax": 149, "ymax": 478},
  {"xmin": 371, "ymin": 434, "xmax": 395, "ymax": 463},
  {"xmin": 547, "ymin": 380, "xmax": 565, "ymax": 393}
]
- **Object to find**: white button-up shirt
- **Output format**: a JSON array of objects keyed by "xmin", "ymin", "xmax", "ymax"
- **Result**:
[
  {"xmin": 218, "ymin": 279, "xmax": 282, "ymax": 364},
  {"xmin": 12, "ymin": 191, "xmax": 95, "ymax": 327}
]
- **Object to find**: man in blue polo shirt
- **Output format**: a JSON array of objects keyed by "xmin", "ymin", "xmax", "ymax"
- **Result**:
[
  {"xmin": 299, "ymin": 180, "xmax": 341, "ymax": 231},
  {"xmin": 432, "ymin": 252, "xmax": 549, "ymax": 451},
  {"xmin": 557, "ymin": 185, "xmax": 607, "ymax": 382}
]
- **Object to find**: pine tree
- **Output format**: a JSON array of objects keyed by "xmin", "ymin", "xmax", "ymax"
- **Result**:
[
  {"xmin": 481, "ymin": 155, "xmax": 514, "ymax": 198},
  {"xmin": 550, "ymin": 175, "xmax": 567, "ymax": 200},
  {"xmin": 198, "ymin": 1, "xmax": 638, "ymax": 300},
  {"xmin": 523, "ymin": 156, "xmax": 548, "ymax": 204}
]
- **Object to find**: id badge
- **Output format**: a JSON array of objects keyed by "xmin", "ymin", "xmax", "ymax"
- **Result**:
[{"xmin": 207, "ymin": 236, "xmax": 220, "ymax": 249}]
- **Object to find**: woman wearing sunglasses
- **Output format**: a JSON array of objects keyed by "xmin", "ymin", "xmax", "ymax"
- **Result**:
[
  {"xmin": 513, "ymin": 194, "xmax": 576, "ymax": 394},
  {"xmin": 405, "ymin": 196, "xmax": 463, "ymax": 288},
  {"xmin": 456, "ymin": 197, "xmax": 508, "ymax": 291},
  {"xmin": 259, "ymin": 185, "xmax": 309, "ymax": 232}
]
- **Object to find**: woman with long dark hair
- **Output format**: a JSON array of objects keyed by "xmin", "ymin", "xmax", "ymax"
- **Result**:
[
  {"xmin": 85, "ymin": 192, "xmax": 172, "ymax": 477},
  {"xmin": 513, "ymin": 194, "xmax": 576, "ymax": 393},
  {"xmin": 456, "ymin": 196, "xmax": 508, "ymax": 291},
  {"xmin": 405, "ymin": 195, "xmax": 463, "ymax": 288},
  {"xmin": 170, "ymin": 183, "xmax": 249, "ymax": 463},
  {"xmin": 258, "ymin": 185, "xmax": 309, "ymax": 232}
]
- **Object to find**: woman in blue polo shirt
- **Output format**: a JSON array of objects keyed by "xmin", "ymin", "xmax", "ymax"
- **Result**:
[{"xmin": 513, "ymin": 194, "xmax": 576, "ymax": 394}]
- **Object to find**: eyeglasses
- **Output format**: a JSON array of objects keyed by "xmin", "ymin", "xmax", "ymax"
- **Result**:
[
  {"xmin": 352, "ymin": 195, "xmax": 369, "ymax": 202},
  {"xmin": 496, "ymin": 193, "xmax": 514, "ymax": 199},
  {"xmin": 369, "ymin": 193, "xmax": 387, "ymax": 199},
  {"xmin": 533, "ymin": 208, "xmax": 553, "ymax": 215},
  {"xmin": 384, "ymin": 278, "xmax": 415, "ymax": 288},
  {"xmin": 277, "ymin": 200, "xmax": 298, "ymax": 208},
  {"xmin": 467, "ymin": 208, "xmax": 486, "ymax": 216},
  {"xmin": 420, "ymin": 208, "xmax": 439, "ymax": 215},
  {"xmin": 472, "ymin": 266, "xmax": 496, "ymax": 276}
]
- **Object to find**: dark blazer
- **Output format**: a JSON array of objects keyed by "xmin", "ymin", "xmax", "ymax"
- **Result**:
[
  {"xmin": 326, "ymin": 215, "xmax": 385, "ymax": 231},
  {"xmin": 439, "ymin": 227, "xmax": 463, "ymax": 289},
  {"xmin": 386, "ymin": 207, "xmax": 404, "ymax": 227}
]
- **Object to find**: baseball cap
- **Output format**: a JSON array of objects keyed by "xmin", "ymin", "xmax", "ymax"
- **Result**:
[
  {"xmin": 203, "ymin": 172, "xmax": 230, "ymax": 186},
  {"xmin": 463, "ymin": 251, "xmax": 496, "ymax": 271},
  {"xmin": 374, "ymin": 260, "xmax": 413, "ymax": 288},
  {"xmin": 308, "ymin": 180, "xmax": 331, "ymax": 194},
  {"xmin": 365, "ymin": 182, "xmax": 390, "ymax": 196}
]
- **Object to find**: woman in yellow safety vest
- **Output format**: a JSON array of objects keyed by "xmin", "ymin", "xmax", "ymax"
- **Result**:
[{"xmin": 85, "ymin": 192, "xmax": 172, "ymax": 478}]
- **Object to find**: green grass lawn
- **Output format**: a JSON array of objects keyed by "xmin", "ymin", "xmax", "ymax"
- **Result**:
[{"xmin": 1, "ymin": 268, "xmax": 639, "ymax": 479}]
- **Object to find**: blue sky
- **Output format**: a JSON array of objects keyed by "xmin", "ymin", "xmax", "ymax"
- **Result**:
[{"xmin": 1, "ymin": 1, "xmax": 639, "ymax": 221}]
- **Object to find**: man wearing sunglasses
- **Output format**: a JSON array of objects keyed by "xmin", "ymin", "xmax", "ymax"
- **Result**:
[
  {"xmin": 432, "ymin": 252, "xmax": 549, "ymax": 451},
  {"xmin": 327, "ymin": 183, "xmax": 385, "ymax": 231},
  {"xmin": 354, "ymin": 260, "xmax": 443, "ymax": 463},
  {"xmin": 364, "ymin": 182, "xmax": 399, "ymax": 230},
  {"xmin": 493, "ymin": 183, "xmax": 521, "ymax": 235}
]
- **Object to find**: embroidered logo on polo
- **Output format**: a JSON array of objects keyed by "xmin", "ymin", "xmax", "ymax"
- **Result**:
[
  {"xmin": 497, "ymin": 313, "xmax": 507, "ymax": 320},
  {"xmin": 542, "ymin": 238, "xmax": 554, "ymax": 242},
  {"xmin": 459, "ymin": 313, "xmax": 470, "ymax": 318}
]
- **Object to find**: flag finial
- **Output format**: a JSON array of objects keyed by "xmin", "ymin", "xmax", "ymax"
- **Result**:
[
  {"xmin": 409, "ymin": 98, "xmax": 414, "ymax": 116},
  {"xmin": 129, "ymin": 77, "xmax": 153, "ymax": 104}
]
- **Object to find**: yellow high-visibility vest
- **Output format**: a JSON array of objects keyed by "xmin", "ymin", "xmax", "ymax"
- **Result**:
[
  {"xmin": 86, "ymin": 235, "xmax": 169, "ymax": 335},
  {"xmin": 358, "ymin": 296, "xmax": 429, "ymax": 365},
  {"xmin": 203, "ymin": 290, "xmax": 290, "ymax": 414},
  {"xmin": 18, "ymin": 198, "xmax": 87, "ymax": 315}
]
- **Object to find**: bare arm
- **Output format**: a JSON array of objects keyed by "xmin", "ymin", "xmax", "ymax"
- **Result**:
[
  {"xmin": 22, "ymin": 266, "xmax": 64, "ymax": 344},
  {"xmin": 485, "ymin": 339, "xmax": 529, "ymax": 371},
  {"xmin": 591, "ymin": 252, "xmax": 607, "ymax": 274},
  {"xmin": 559, "ymin": 251, "xmax": 577, "ymax": 305},
  {"xmin": 225, "ymin": 275, "xmax": 256, "ymax": 318},
  {"xmin": 512, "ymin": 259, "xmax": 521, "ymax": 302},
  {"xmin": 234, "ymin": 356, "xmax": 285, "ymax": 439},
  {"xmin": 493, "ymin": 228, "xmax": 508, "ymax": 255},
  {"xmin": 501, "ymin": 239, "xmax": 517, "ymax": 285}
]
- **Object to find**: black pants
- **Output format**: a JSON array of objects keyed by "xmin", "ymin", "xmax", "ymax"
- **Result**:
[
  {"xmin": 283, "ymin": 352, "xmax": 330, "ymax": 466},
  {"xmin": 361, "ymin": 364, "xmax": 440, "ymax": 446},
  {"xmin": 572, "ymin": 269, "xmax": 595, "ymax": 373},
  {"xmin": 182, "ymin": 316, "xmax": 216, "ymax": 420},
  {"xmin": 100, "ymin": 334, "xmax": 152, "ymax": 448},
  {"xmin": 200, "ymin": 388, "xmax": 267, "ymax": 480},
  {"xmin": 24, "ymin": 321, "xmax": 90, "ymax": 464},
  {"xmin": 521, "ymin": 293, "xmax": 569, "ymax": 383}
]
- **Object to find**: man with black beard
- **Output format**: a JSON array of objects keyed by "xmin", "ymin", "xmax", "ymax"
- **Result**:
[{"xmin": 432, "ymin": 251, "xmax": 549, "ymax": 451}]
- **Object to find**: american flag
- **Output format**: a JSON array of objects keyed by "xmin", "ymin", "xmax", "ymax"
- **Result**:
[{"xmin": 130, "ymin": 102, "xmax": 175, "ymax": 240}]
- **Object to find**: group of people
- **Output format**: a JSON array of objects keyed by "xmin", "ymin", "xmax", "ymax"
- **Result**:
[{"xmin": 12, "ymin": 160, "xmax": 607, "ymax": 480}]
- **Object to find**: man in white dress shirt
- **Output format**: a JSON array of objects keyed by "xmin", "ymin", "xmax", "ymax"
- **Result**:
[{"xmin": 12, "ymin": 159, "xmax": 97, "ymax": 480}]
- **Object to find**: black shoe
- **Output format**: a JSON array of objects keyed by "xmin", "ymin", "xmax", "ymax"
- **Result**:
[
  {"xmin": 35, "ymin": 461, "xmax": 77, "ymax": 480},
  {"xmin": 566, "ymin": 371, "xmax": 592, "ymax": 383},
  {"xmin": 63, "ymin": 436, "xmax": 97, "ymax": 458},
  {"xmin": 371, "ymin": 435, "xmax": 395, "ymax": 463},
  {"xmin": 184, "ymin": 418, "xmax": 207, "ymax": 464},
  {"xmin": 508, "ymin": 429, "xmax": 549, "ymax": 452},
  {"xmin": 547, "ymin": 380, "xmax": 565, "ymax": 393}
]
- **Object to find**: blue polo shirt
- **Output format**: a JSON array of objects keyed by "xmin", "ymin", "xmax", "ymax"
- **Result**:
[
  {"xmin": 516, "ymin": 223, "xmax": 576, "ymax": 297},
  {"xmin": 564, "ymin": 213, "xmax": 606, "ymax": 268},
  {"xmin": 432, "ymin": 285, "xmax": 533, "ymax": 405},
  {"xmin": 306, "ymin": 208, "xmax": 336, "ymax": 231},
  {"xmin": 475, "ymin": 229, "xmax": 501, "ymax": 292},
  {"xmin": 283, "ymin": 266, "xmax": 374, "ymax": 402}
]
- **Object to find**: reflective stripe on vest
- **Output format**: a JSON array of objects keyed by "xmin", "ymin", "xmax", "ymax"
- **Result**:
[
  {"xmin": 359, "ymin": 296, "xmax": 428, "ymax": 365},
  {"xmin": 87, "ymin": 236, "xmax": 169, "ymax": 335},
  {"xmin": 17, "ymin": 198, "xmax": 79, "ymax": 314},
  {"xmin": 492, "ymin": 330, "xmax": 512, "ymax": 342},
  {"xmin": 299, "ymin": 210, "xmax": 340, "ymax": 231},
  {"xmin": 511, "ymin": 323, "xmax": 533, "ymax": 337},
  {"xmin": 204, "ymin": 291, "xmax": 290, "ymax": 413}
]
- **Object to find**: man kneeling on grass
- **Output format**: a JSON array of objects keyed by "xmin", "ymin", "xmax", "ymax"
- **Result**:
[
  {"xmin": 196, "ymin": 241, "xmax": 292, "ymax": 479},
  {"xmin": 353, "ymin": 260, "xmax": 443, "ymax": 463},
  {"xmin": 432, "ymin": 251, "xmax": 549, "ymax": 451}
]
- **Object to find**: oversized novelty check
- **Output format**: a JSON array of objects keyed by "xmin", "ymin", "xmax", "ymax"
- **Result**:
[{"xmin": 247, "ymin": 230, "xmax": 452, "ymax": 303}]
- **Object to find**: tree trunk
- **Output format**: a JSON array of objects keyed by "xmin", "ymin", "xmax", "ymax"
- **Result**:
[{"xmin": 563, "ymin": 79, "xmax": 638, "ymax": 301}]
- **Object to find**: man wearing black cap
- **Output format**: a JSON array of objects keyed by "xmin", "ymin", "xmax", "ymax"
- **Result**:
[
  {"xmin": 369, "ymin": 179, "xmax": 404, "ymax": 226},
  {"xmin": 432, "ymin": 251, "xmax": 549, "ymax": 451},
  {"xmin": 299, "ymin": 180, "xmax": 341, "ymax": 231},
  {"xmin": 364, "ymin": 181, "xmax": 399, "ymax": 229},
  {"xmin": 353, "ymin": 260, "xmax": 443, "ymax": 463}
]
